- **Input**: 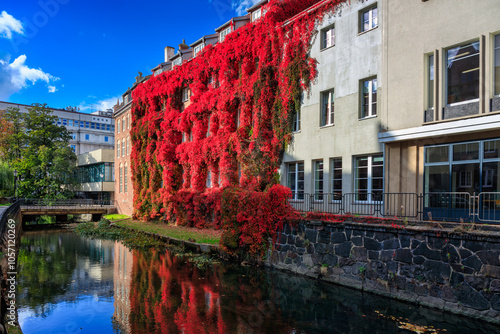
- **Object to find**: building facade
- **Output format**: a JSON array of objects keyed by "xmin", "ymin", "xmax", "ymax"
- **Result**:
[
  {"xmin": 0, "ymin": 101, "xmax": 115, "ymax": 155},
  {"xmin": 113, "ymin": 73, "xmax": 149, "ymax": 216},
  {"xmin": 75, "ymin": 149, "xmax": 115, "ymax": 201}
]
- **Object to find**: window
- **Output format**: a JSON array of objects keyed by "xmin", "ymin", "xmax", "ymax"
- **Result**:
[
  {"xmin": 71, "ymin": 133, "xmax": 76, "ymax": 140},
  {"xmin": 91, "ymin": 122, "xmax": 95, "ymax": 129},
  {"xmin": 119, "ymin": 166, "xmax": 123, "ymax": 193},
  {"xmin": 206, "ymin": 116, "xmax": 211, "ymax": 137},
  {"xmin": 292, "ymin": 108, "xmax": 300, "ymax": 132},
  {"xmin": 220, "ymin": 26, "xmax": 232, "ymax": 42},
  {"xmin": 206, "ymin": 169, "xmax": 212, "ymax": 188},
  {"xmin": 321, "ymin": 89, "xmax": 334, "ymax": 126},
  {"xmin": 182, "ymin": 88, "xmax": 190, "ymax": 102},
  {"xmin": 57, "ymin": 118, "xmax": 61, "ymax": 125},
  {"xmin": 360, "ymin": 5, "xmax": 378, "ymax": 32},
  {"xmin": 117, "ymin": 121, "xmax": 121, "ymax": 133},
  {"xmin": 235, "ymin": 110, "xmax": 240, "ymax": 128},
  {"xmin": 313, "ymin": 160, "xmax": 324, "ymax": 201},
  {"xmin": 106, "ymin": 124, "xmax": 110, "ymax": 131},
  {"xmin": 70, "ymin": 145, "xmax": 76, "ymax": 153},
  {"xmin": 105, "ymin": 136, "xmax": 109, "ymax": 143},
  {"xmin": 68, "ymin": 119, "xmax": 73, "ymax": 127},
  {"xmin": 446, "ymin": 41, "xmax": 479, "ymax": 104},
  {"xmin": 361, "ymin": 78, "xmax": 377, "ymax": 118},
  {"xmin": 252, "ymin": 8, "xmax": 262, "ymax": 22},
  {"xmin": 85, "ymin": 122, "xmax": 89, "ymax": 129},
  {"xmin": 117, "ymin": 143, "xmax": 120, "ymax": 158},
  {"xmin": 172, "ymin": 57, "xmax": 182, "ymax": 67},
  {"xmin": 194, "ymin": 43, "xmax": 205, "ymax": 57},
  {"xmin": 331, "ymin": 158, "xmax": 342, "ymax": 201},
  {"xmin": 287, "ymin": 162, "xmax": 304, "ymax": 200},
  {"xmin": 75, "ymin": 120, "xmax": 79, "ymax": 127},
  {"xmin": 122, "ymin": 118, "xmax": 125, "ymax": 132},
  {"xmin": 495, "ymin": 35, "xmax": 500, "ymax": 96},
  {"xmin": 126, "ymin": 116, "xmax": 129, "ymax": 130},
  {"xmin": 127, "ymin": 137, "xmax": 130, "ymax": 155},
  {"xmin": 321, "ymin": 26, "xmax": 335, "ymax": 49},
  {"xmin": 96, "ymin": 123, "xmax": 101, "ymax": 130},
  {"xmin": 428, "ymin": 54, "xmax": 434, "ymax": 109},
  {"xmin": 124, "ymin": 165, "xmax": 128, "ymax": 193},
  {"xmin": 121, "ymin": 139, "xmax": 125, "ymax": 156},
  {"xmin": 85, "ymin": 134, "xmax": 90, "ymax": 141},
  {"xmin": 354, "ymin": 155, "xmax": 383, "ymax": 201}
]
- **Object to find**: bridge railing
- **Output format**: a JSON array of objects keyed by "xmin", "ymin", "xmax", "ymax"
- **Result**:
[
  {"xmin": 20, "ymin": 198, "xmax": 116, "ymax": 208},
  {"xmin": 0, "ymin": 200, "xmax": 21, "ymax": 237}
]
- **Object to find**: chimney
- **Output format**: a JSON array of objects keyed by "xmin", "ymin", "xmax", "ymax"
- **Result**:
[
  {"xmin": 178, "ymin": 39, "xmax": 189, "ymax": 50},
  {"xmin": 164, "ymin": 46, "xmax": 175, "ymax": 62}
]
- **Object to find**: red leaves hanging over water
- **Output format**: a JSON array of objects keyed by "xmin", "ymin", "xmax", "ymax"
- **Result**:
[{"xmin": 131, "ymin": 0, "xmax": 346, "ymax": 253}]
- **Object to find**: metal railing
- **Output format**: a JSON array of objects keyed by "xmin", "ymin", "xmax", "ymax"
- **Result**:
[
  {"xmin": 0, "ymin": 200, "xmax": 20, "ymax": 237},
  {"xmin": 20, "ymin": 198, "xmax": 115, "ymax": 208},
  {"xmin": 288, "ymin": 192, "xmax": 500, "ymax": 223}
]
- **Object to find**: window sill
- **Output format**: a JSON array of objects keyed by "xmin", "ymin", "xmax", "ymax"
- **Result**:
[
  {"xmin": 446, "ymin": 98, "xmax": 479, "ymax": 107},
  {"xmin": 359, "ymin": 115, "xmax": 377, "ymax": 121},
  {"xmin": 357, "ymin": 25, "xmax": 378, "ymax": 37},
  {"xmin": 320, "ymin": 124, "xmax": 335, "ymax": 129},
  {"xmin": 292, "ymin": 130, "xmax": 301, "ymax": 134},
  {"xmin": 320, "ymin": 45, "xmax": 335, "ymax": 52}
]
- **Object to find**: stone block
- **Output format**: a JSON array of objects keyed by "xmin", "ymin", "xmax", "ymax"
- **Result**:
[
  {"xmin": 315, "ymin": 243, "xmax": 327, "ymax": 254},
  {"xmin": 296, "ymin": 247, "xmax": 306, "ymax": 255},
  {"xmin": 413, "ymin": 243, "xmax": 441, "ymax": 261},
  {"xmin": 423, "ymin": 260, "xmax": 450, "ymax": 284},
  {"xmin": 463, "ymin": 240, "xmax": 487, "ymax": 253},
  {"xmin": 284, "ymin": 223, "xmax": 292, "ymax": 234},
  {"xmin": 415, "ymin": 284, "xmax": 428, "ymax": 296},
  {"xmin": 454, "ymin": 282, "xmax": 489, "ymax": 311},
  {"xmin": 383, "ymin": 238, "xmax": 401, "ymax": 250},
  {"xmin": 451, "ymin": 263, "xmax": 475, "ymax": 275},
  {"xmin": 395, "ymin": 249, "xmax": 413, "ymax": 264},
  {"xmin": 459, "ymin": 248, "xmax": 472, "ymax": 259},
  {"xmin": 335, "ymin": 241, "xmax": 352, "ymax": 258},
  {"xmin": 331, "ymin": 232, "xmax": 347, "ymax": 244},
  {"xmin": 352, "ymin": 247, "xmax": 368, "ymax": 262},
  {"xmin": 462, "ymin": 255, "xmax": 483, "ymax": 272},
  {"xmin": 450, "ymin": 272, "xmax": 464, "ymax": 286},
  {"xmin": 305, "ymin": 229, "xmax": 318, "ymax": 243},
  {"xmin": 374, "ymin": 232, "xmax": 393, "ymax": 241},
  {"xmin": 279, "ymin": 233, "xmax": 288, "ymax": 244},
  {"xmin": 400, "ymin": 234, "xmax": 411, "ymax": 248},
  {"xmin": 481, "ymin": 265, "xmax": 500, "ymax": 279},
  {"xmin": 351, "ymin": 236, "xmax": 363, "ymax": 246},
  {"xmin": 312, "ymin": 253, "xmax": 322, "ymax": 266},
  {"xmin": 352, "ymin": 229, "xmax": 365, "ymax": 237},
  {"xmin": 411, "ymin": 239, "xmax": 421, "ymax": 249},
  {"xmin": 306, "ymin": 243, "xmax": 314, "ymax": 254},
  {"xmin": 491, "ymin": 294, "xmax": 500, "ymax": 311},
  {"xmin": 476, "ymin": 250, "xmax": 500, "ymax": 266},
  {"xmin": 490, "ymin": 279, "xmax": 500, "ymax": 293},
  {"xmin": 380, "ymin": 250, "xmax": 394, "ymax": 262},
  {"xmin": 368, "ymin": 250, "xmax": 379, "ymax": 261},
  {"xmin": 413, "ymin": 256, "xmax": 425, "ymax": 265},
  {"xmin": 441, "ymin": 244, "xmax": 460, "ymax": 264},
  {"xmin": 441, "ymin": 285, "xmax": 457, "ymax": 302},
  {"xmin": 428, "ymin": 237, "xmax": 446, "ymax": 250},
  {"xmin": 465, "ymin": 275, "xmax": 490, "ymax": 291},
  {"xmin": 318, "ymin": 230, "xmax": 331, "ymax": 243},
  {"xmin": 323, "ymin": 254, "xmax": 338, "ymax": 267},
  {"xmin": 364, "ymin": 238, "xmax": 382, "ymax": 251},
  {"xmin": 287, "ymin": 234, "xmax": 296, "ymax": 245}
]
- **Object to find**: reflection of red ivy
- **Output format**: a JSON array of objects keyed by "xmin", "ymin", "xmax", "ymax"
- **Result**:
[{"xmin": 131, "ymin": 0, "xmax": 346, "ymax": 253}]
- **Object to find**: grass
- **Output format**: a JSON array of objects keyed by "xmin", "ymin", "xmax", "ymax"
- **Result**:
[
  {"xmin": 103, "ymin": 214, "xmax": 130, "ymax": 221},
  {"xmin": 0, "ymin": 203, "xmax": 11, "ymax": 206},
  {"xmin": 114, "ymin": 219, "xmax": 221, "ymax": 245}
]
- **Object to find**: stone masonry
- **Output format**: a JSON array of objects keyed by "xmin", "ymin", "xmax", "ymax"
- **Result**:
[{"xmin": 267, "ymin": 220, "xmax": 500, "ymax": 324}]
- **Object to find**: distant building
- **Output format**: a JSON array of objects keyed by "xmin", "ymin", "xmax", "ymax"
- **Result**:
[
  {"xmin": 75, "ymin": 148, "xmax": 115, "ymax": 201},
  {"xmin": 0, "ymin": 101, "xmax": 115, "ymax": 155},
  {"xmin": 113, "ymin": 72, "xmax": 150, "ymax": 216}
]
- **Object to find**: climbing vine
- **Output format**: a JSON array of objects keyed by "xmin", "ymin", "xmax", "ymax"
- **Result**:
[{"xmin": 131, "ymin": 0, "xmax": 346, "ymax": 255}]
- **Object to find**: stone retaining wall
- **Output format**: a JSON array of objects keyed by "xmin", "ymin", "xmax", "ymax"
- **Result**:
[{"xmin": 266, "ymin": 220, "xmax": 500, "ymax": 324}]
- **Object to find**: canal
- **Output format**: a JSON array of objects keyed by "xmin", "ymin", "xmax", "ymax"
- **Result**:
[{"xmin": 16, "ymin": 230, "xmax": 500, "ymax": 334}]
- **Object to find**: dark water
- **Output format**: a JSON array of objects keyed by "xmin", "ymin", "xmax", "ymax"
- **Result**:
[{"xmin": 17, "ymin": 230, "xmax": 500, "ymax": 334}]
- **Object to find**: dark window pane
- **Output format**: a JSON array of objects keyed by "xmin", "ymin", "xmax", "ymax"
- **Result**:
[
  {"xmin": 453, "ymin": 142, "xmax": 479, "ymax": 161},
  {"xmin": 426, "ymin": 146, "xmax": 449, "ymax": 163},
  {"xmin": 484, "ymin": 140, "xmax": 500, "ymax": 159},
  {"xmin": 447, "ymin": 42, "xmax": 480, "ymax": 104}
]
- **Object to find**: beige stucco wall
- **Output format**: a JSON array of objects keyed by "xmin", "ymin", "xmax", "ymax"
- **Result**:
[
  {"xmin": 77, "ymin": 149, "xmax": 115, "ymax": 166},
  {"xmin": 382, "ymin": 0, "xmax": 500, "ymax": 131},
  {"xmin": 281, "ymin": 0, "xmax": 383, "ymax": 194}
]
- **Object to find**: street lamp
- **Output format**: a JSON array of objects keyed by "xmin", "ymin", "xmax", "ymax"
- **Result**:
[{"xmin": 13, "ymin": 170, "xmax": 17, "ymax": 200}]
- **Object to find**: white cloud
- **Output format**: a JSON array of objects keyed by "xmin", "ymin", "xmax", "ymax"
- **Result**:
[
  {"xmin": 78, "ymin": 96, "xmax": 121, "ymax": 112},
  {"xmin": 232, "ymin": 0, "xmax": 261, "ymax": 16},
  {"xmin": 0, "ymin": 54, "xmax": 59, "ymax": 99},
  {"xmin": 0, "ymin": 11, "xmax": 23, "ymax": 39}
]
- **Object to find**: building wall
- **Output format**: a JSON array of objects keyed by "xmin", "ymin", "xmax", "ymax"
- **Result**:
[
  {"xmin": 281, "ymin": 0, "xmax": 383, "ymax": 196},
  {"xmin": 0, "ymin": 101, "xmax": 115, "ymax": 155},
  {"xmin": 114, "ymin": 103, "xmax": 134, "ymax": 217},
  {"xmin": 382, "ymin": 0, "xmax": 500, "ymax": 196}
]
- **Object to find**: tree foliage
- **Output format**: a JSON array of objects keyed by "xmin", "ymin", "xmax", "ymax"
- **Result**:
[{"xmin": 0, "ymin": 104, "xmax": 78, "ymax": 199}]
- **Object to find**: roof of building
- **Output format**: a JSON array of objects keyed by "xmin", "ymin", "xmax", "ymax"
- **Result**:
[
  {"xmin": 215, "ymin": 14, "xmax": 250, "ymax": 32},
  {"xmin": 190, "ymin": 34, "xmax": 218, "ymax": 47},
  {"xmin": 247, "ymin": 0, "xmax": 268, "ymax": 13}
]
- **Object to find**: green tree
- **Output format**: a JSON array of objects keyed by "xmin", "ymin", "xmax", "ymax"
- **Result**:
[
  {"xmin": 0, "ymin": 159, "xmax": 14, "ymax": 197},
  {"xmin": 0, "ymin": 104, "xmax": 78, "ymax": 199}
]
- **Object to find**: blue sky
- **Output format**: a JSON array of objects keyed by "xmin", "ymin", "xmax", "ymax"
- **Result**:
[{"xmin": 0, "ymin": 0, "xmax": 259, "ymax": 113}]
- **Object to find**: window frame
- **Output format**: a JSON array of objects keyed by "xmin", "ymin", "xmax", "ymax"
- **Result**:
[
  {"xmin": 331, "ymin": 158, "xmax": 343, "ymax": 202},
  {"xmin": 320, "ymin": 89, "xmax": 335, "ymax": 126},
  {"xmin": 287, "ymin": 161, "xmax": 305, "ymax": 201},
  {"xmin": 359, "ymin": 4, "xmax": 378, "ymax": 34},
  {"xmin": 194, "ymin": 43, "xmax": 205, "ymax": 57},
  {"xmin": 220, "ymin": 26, "xmax": 232, "ymax": 42},
  {"xmin": 494, "ymin": 34, "xmax": 500, "ymax": 96},
  {"xmin": 354, "ymin": 154, "xmax": 384, "ymax": 203},
  {"xmin": 321, "ymin": 24, "xmax": 335, "ymax": 50},
  {"xmin": 360, "ymin": 77, "xmax": 378, "ymax": 119},
  {"xmin": 313, "ymin": 160, "xmax": 324, "ymax": 201}
]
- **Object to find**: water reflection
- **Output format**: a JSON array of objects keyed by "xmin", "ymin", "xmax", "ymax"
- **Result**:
[{"xmin": 17, "ymin": 231, "xmax": 500, "ymax": 334}]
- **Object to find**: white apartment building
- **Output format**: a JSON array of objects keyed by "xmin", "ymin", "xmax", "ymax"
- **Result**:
[{"xmin": 0, "ymin": 101, "xmax": 115, "ymax": 155}]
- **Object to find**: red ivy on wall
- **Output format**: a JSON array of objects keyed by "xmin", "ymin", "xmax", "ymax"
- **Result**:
[{"xmin": 131, "ymin": 0, "xmax": 347, "ymax": 254}]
